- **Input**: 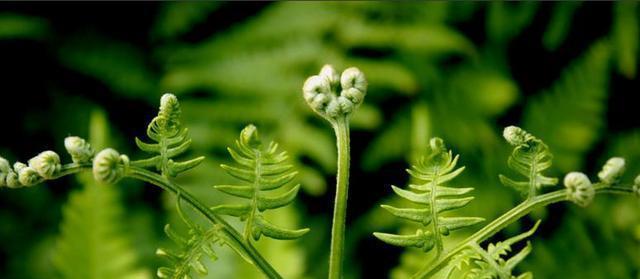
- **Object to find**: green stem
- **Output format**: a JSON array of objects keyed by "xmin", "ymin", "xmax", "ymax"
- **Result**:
[
  {"xmin": 329, "ymin": 117, "xmax": 351, "ymax": 279},
  {"xmin": 413, "ymin": 184, "xmax": 636, "ymax": 278},
  {"xmin": 49, "ymin": 163, "xmax": 281, "ymax": 278},
  {"xmin": 126, "ymin": 166, "xmax": 282, "ymax": 279}
]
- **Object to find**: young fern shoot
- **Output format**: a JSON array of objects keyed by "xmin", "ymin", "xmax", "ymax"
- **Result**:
[
  {"xmin": 499, "ymin": 126, "xmax": 558, "ymax": 199},
  {"xmin": 212, "ymin": 125, "xmax": 310, "ymax": 241},
  {"xmin": 446, "ymin": 220, "xmax": 541, "ymax": 279},
  {"xmin": 157, "ymin": 198, "xmax": 224, "ymax": 279},
  {"xmin": 373, "ymin": 138, "xmax": 483, "ymax": 261},
  {"xmin": 303, "ymin": 64, "xmax": 367, "ymax": 279},
  {"xmin": 414, "ymin": 126, "xmax": 638, "ymax": 278}
]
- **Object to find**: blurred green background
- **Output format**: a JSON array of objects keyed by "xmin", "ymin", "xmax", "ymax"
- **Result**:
[{"xmin": 0, "ymin": 2, "xmax": 638, "ymax": 279}]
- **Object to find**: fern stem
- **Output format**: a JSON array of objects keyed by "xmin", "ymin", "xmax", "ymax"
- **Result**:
[
  {"xmin": 126, "ymin": 166, "xmax": 282, "ymax": 279},
  {"xmin": 329, "ymin": 117, "xmax": 351, "ymax": 279},
  {"xmin": 413, "ymin": 184, "xmax": 636, "ymax": 278}
]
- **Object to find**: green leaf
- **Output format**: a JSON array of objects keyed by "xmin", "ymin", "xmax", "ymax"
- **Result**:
[
  {"xmin": 215, "ymin": 125, "xmax": 309, "ymax": 241},
  {"xmin": 612, "ymin": 1, "xmax": 638, "ymax": 78},
  {"xmin": 543, "ymin": 2, "xmax": 581, "ymax": 51},
  {"xmin": 132, "ymin": 94, "xmax": 204, "ymax": 177},
  {"xmin": 374, "ymin": 137, "xmax": 483, "ymax": 256},
  {"xmin": 0, "ymin": 13, "xmax": 49, "ymax": 40},
  {"xmin": 157, "ymin": 199, "xmax": 223, "ymax": 279},
  {"xmin": 500, "ymin": 126, "xmax": 558, "ymax": 198},
  {"xmin": 523, "ymin": 40, "xmax": 611, "ymax": 172}
]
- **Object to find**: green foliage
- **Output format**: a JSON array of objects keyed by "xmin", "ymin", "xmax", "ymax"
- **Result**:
[
  {"xmin": 53, "ymin": 111, "xmax": 148, "ymax": 279},
  {"xmin": 156, "ymin": 199, "xmax": 222, "ymax": 279},
  {"xmin": 53, "ymin": 181, "xmax": 150, "ymax": 279},
  {"xmin": 612, "ymin": 1, "xmax": 639, "ymax": 78},
  {"xmin": 213, "ymin": 125, "xmax": 309, "ymax": 241},
  {"xmin": 543, "ymin": 2, "xmax": 581, "ymax": 51},
  {"xmin": 374, "ymin": 138, "xmax": 483, "ymax": 255},
  {"xmin": 523, "ymin": 41, "xmax": 611, "ymax": 172},
  {"xmin": 446, "ymin": 221, "xmax": 540, "ymax": 279},
  {"xmin": 133, "ymin": 93, "xmax": 204, "ymax": 177},
  {"xmin": 499, "ymin": 126, "xmax": 558, "ymax": 198},
  {"xmin": 0, "ymin": 13, "xmax": 49, "ymax": 40}
]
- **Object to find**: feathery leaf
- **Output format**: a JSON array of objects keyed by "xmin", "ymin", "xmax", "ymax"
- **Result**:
[
  {"xmin": 500, "ymin": 126, "xmax": 558, "ymax": 199},
  {"xmin": 214, "ymin": 125, "xmax": 309, "ymax": 241},
  {"xmin": 133, "ymin": 93, "xmax": 204, "ymax": 177},
  {"xmin": 374, "ymin": 137, "xmax": 483, "ymax": 257}
]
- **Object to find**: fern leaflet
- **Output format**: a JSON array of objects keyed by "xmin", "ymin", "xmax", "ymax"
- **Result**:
[
  {"xmin": 499, "ymin": 126, "xmax": 558, "ymax": 199},
  {"xmin": 373, "ymin": 138, "xmax": 483, "ymax": 257},
  {"xmin": 212, "ymin": 125, "xmax": 309, "ymax": 241},
  {"xmin": 133, "ymin": 93, "xmax": 204, "ymax": 177},
  {"xmin": 445, "ymin": 220, "xmax": 540, "ymax": 279},
  {"xmin": 157, "ymin": 198, "xmax": 223, "ymax": 279}
]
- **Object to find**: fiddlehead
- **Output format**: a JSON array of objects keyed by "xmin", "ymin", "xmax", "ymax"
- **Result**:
[
  {"xmin": 374, "ymin": 138, "xmax": 483, "ymax": 259},
  {"xmin": 303, "ymin": 64, "xmax": 367, "ymax": 279},
  {"xmin": 212, "ymin": 125, "xmax": 309, "ymax": 241},
  {"xmin": 132, "ymin": 93, "xmax": 204, "ymax": 177},
  {"xmin": 499, "ymin": 126, "xmax": 558, "ymax": 199}
]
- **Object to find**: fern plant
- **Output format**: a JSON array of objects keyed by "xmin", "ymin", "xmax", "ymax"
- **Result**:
[
  {"xmin": 212, "ymin": 124, "xmax": 309, "ymax": 241},
  {"xmin": 1, "ymin": 64, "xmax": 639, "ymax": 279},
  {"xmin": 373, "ymin": 138, "xmax": 483, "ymax": 259}
]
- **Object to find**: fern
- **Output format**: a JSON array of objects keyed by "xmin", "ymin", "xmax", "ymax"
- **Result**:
[
  {"xmin": 156, "ymin": 198, "xmax": 223, "ymax": 279},
  {"xmin": 523, "ymin": 40, "xmax": 611, "ymax": 172},
  {"xmin": 499, "ymin": 126, "xmax": 558, "ymax": 199},
  {"xmin": 133, "ymin": 93, "xmax": 204, "ymax": 177},
  {"xmin": 53, "ymin": 109, "xmax": 149, "ymax": 279},
  {"xmin": 447, "ymin": 221, "xmax": 540, "ymax": 279},
  {"xmin": 212, "ymin": 125, "xmax": 309, "ymax": 241},
  {"xmin": 374, "ymin": 138, "xmax": 483, "ymax": 257}
]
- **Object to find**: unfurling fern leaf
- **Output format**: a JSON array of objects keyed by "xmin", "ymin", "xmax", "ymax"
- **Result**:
[
  {"xmin": 446, "ymin": 220, "xmax": 541, "ymax": 279},
  {"xmin": 157, "ymin": 198, "xmax": 223, "ymax": 279},
  {"xmin": 373, "ymin": 138, "xmax": 483, "ymax": 258},
  {"xmin": 133, "ymin": 93, "xmax": 204, "ymax": 177},
  {"xmin": 499, "ymin": 126, "xmax": 558, "ymax": 199},
  {"xmin": 212, "ymin": 125, "xmax": 309, "ymax": 241}
]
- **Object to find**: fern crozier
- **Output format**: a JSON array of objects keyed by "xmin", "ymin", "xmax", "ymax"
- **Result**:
[
  {"xmin": 598, "ymin": 157, "xmax": 625, "ymax": 184},
  {"xmin": 563, "ymin": 172, "xmax": 594, "ymax": 207},
  {"xmin": 303, "ymin": 65, "xmax": 367, "ymax": 121},
  {"xmin": 64, "ymin": 136, "xmax": 94, "ymax": 163},
  {"xmin": 93, "ymin": 148, "xmax": 128, "ymax": 184},
  {"xmin": 28, "ymin": 150, "xmax": 61, "ymax": 179}
]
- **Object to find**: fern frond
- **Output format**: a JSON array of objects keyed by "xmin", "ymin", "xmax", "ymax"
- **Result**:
[
  {"xmin": 499, "ymin": 126, "xmax": 558, "ymax": 199},
  {"xmin": 157, "ymin": 198, "xmax": 223, "ymax": 279},
  {"xmin": 523, "ymin": 40, "xmax": 610, "ymax": 172},
  {"xmin": 133, "ymin": 93, "xmax": 204, "ymax": 177},
  {"xmin": 445, "ymin": 221, "xmax": 541, "ymax": 279},
  {"xmin": 212, "ymin": 125, "xmax": 309, "ymax": 241},
  {"xmin": 374, "ymin": 138, "xmax": 483, "ymax": 257},
  {"xmin": 53, "ymin": 181, "xmax": 149, "ymax": 279}
]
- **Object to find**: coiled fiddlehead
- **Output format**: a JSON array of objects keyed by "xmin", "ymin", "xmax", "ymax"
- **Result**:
[
  {"xmin": 157, "ymin": 198, "xmax": 224, "ymax": 279},
  {"xmin": 499, "ymin": 126, "xmax": 558, "ymax": 199},
  {"xmin": 132, "ymin": 93, "xmax": 204, "ymax": 177},
  {"xmin": 212, "ymin": 125, "xmax": 309, "ymax": 241},
  {"xmin": 374, "ymin": 138, "xmax": 483, "ymax": 259},
  {"xmin": 1, "ymin": 149, "xmax": 70, "ymax": 188}
]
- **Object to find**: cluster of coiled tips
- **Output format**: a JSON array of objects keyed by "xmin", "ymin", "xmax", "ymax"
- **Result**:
[
  {"xmin": 503, "ymin": 126, "xmax": 537, "ymax": 147},
  {"xmin": 303, "ymin": 65, "xmax": 367, "ymax": 121},
  {"xmin": 0, "ymin": 151, "xmax": 61, "ymax": 188},
  {"xmin": 1, "ymin": 135, "xmax": 132, "ymax": 189},
  {"xmin": 563, "ymin": 157, "xmax": 628, "ymax": 207}
]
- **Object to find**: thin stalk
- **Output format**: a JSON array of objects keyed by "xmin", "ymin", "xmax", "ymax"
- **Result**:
[
  {"xmin": 413, "ymin": 184, "xmax": 636, "ymax": 278},
  {"xmin": 48, "ymin": 162, "xmax": 281, "ymax": 278},
  {"xmin": 126, "ymin": 166, "xmax": 282, "ymax": 279},
  {"xmin": 328, "ymin": 117, "xmax": 351, "ymax": 279}
]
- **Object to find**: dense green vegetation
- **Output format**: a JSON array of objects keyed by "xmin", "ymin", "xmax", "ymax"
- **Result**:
[{"xmin": 0, "ymin": 2, "xmax": 638, "ymax": 279}]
